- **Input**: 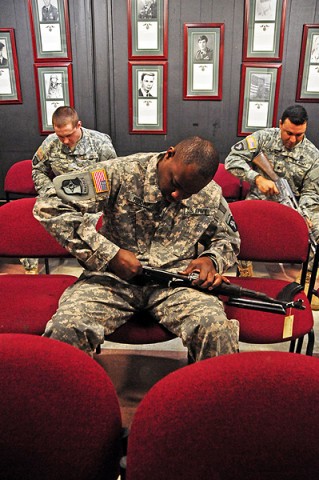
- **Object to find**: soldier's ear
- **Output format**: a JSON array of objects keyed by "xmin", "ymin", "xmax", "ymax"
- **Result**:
[{"xmin": 166, "ymin": 146, "xmax": 175, "ymax": 158}]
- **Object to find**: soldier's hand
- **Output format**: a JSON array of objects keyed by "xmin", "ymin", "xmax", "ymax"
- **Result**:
[
  {"xmin": 255, "ymin": 176, "xmax": 279, "ymax": 196},
  {"xmin": 179, "ymin": 257, "xmax": 230, "ymax": 290},
  {"xmin": 108, "ymin": 248, "xmax": 142, "ymax": 280}
]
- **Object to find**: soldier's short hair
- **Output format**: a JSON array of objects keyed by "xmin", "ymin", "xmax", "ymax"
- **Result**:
[
  {"xmin": 281, "ymin": 105, "xmax": 308, "ymax": 126},
  {"xmin": 52, "ymin": 106, "xmax": 79, "ymax": 128},
  {"xmin": 198, "ymin": 35, "xmax": 208, "ymax": 43},
  {"xmin": 175, "ymin": 136, "xmax": 219, "ymax": 179}
]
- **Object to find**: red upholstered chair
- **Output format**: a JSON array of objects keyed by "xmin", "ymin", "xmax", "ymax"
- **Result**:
[
  {"xmin": 226, "ymin": 200, "xmax": 316, "ymax": 355},
  {"xmin": 0, "ymin": 334, "xmax": 122, "ymax": 480},
  {"xmin": 4, "ymin": 159, "xmax": 37, "ymax": 202},
  {"xmin": 0, "ymin": 197, "xmax": 77, "ymax": 335},
  {"xmin": 0, "ymin": 197, "xmax": 72, "ymax": 273},
  {"xmin": 214, "ymin": 163, "xmax": 249, "ymax": 202},
  {"xmin": 126, "ymin": 351, "xmax": 319, "ymax": 480}
]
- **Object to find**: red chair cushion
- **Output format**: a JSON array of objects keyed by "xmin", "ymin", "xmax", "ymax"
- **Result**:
[
  {"xmin": 105, "ymin": 312, "xmax": 176, "ymax": 344},
  {"xmin": 214, "ymin": 163, "xmax": 241, "ymax": 200},
  {"xmin": 127, "ymin": 351, "xmax": 319, "ymax": 480},
  {"xmin": 0, "ymin": 274, "xmax": 77, "ymax": 334},
  {"xmin": 0, "ymin": 334, "xmax": 122, "ymax": 480},
  {"xmin": 223, "ymin": 276, "xmax": 313, "ymax": 343}
]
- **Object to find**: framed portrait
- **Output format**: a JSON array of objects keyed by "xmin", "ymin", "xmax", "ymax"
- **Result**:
[
  {"xmin": 0, "ymin": 28, "xmax": 22, "ymax": 104},
  {"xmin": 243, "ymin": 0, "xmax": 287, "ymax": 61},
  {"xmin": 129, "ymin": 61, "xmax": 167, "ymax": 134},
  {"xmin": 238, "ymin": 63, "xmax": 282, "ymax": 136},
  {"xmin": 296, "ymin": 25, "xmax": 319, "ymax": 102},
  {"xmin": 183, "ymin": 23, "xmax": 224, "ymax": 100},
  {"xmin": 128, "ymin": 0, "xmax": 168, "ymax": 59},
  {"xmin": 34, "ymin": 62, "xmax": 74, "ymax": 134},
  {"xmin": 28, "ymin": 0, "xmax": 72, "ymax": 61}
]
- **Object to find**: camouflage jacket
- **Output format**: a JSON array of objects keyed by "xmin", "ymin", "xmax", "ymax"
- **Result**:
[
  {"xmin": 32, "ymin": 127, "xmax": 117, "ymax": 197},
  {"xmin": 225, "ymin": 128, "xmax": 319, "ymax": 219},
  {"xmin": 33, "ymin": 152, "xmax": 240, "ymax": 274}
]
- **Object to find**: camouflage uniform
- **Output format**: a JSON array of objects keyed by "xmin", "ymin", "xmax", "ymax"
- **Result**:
[
  {"xmin": 32, "ymin": 127, "xmax": 117, "ymax": 197},
  {"xmin": 33, "ymin": 152, "xmax": 240, "ymax": 361},
  {"xmin": 225, "ymin": 127, "xmax": 319, "ymax": 247}
]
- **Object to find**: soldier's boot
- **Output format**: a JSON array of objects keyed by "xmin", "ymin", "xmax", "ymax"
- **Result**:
[
  {"xmin": 20, "ymin": 258, "xmax": 39, "ymax": 275},
  {"xmin": 237, "ymin": 262, "xmax": 254, "ymax": 278},
  {"xmin": 296, "ymin": 271, "xmax": 319, "ymax": 311}
]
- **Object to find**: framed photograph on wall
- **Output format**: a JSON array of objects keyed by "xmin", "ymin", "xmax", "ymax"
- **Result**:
[
  {"xmin": 129, "ymin": 61, "xmax": 167, "ymax": 134},
  {"xmin": 0, "ymin": 28, "xmax": 22, "ymax": 104},
  {"xmin": 128, "ymin": 0, "xmax": 168, "ymax": 59},
  {"xmin": 243, "ymin": 0, "xmax": 287, "ymax": 61},
  {"xmin": 296, "ymin": 24, "xmax": 319, "ymax": 102},
  {"xmin": 183, "ymin": 23, "xmax": 224, "ymax": 100},
  {"xmin": 28, "ymin": 0, "xmax": 72, "ymax": 61},
  {"xmin": 238, "ymin": 63, "xmax": 282, "ymax": 136},
  {"xmin": 34, "ymin": 62, "xmax": 74, "ymax": 134}
]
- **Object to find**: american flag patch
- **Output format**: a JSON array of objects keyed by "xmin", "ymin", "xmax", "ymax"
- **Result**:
[
  {"xmin": 91, "ymin": 169, "xmax": 110, "ymax": 193},
  {"xmin": 246, "ymin": 135, "xmax": 257, "ymax": 150}
]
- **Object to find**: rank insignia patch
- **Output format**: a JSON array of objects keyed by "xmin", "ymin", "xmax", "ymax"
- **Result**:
[{"xmin": 91, "ymin": 169, "xmax": 110, "ymax": 193}]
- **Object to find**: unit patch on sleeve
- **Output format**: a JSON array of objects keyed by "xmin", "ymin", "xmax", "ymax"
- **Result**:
[{"xmin": 91, "ymin": 169, "xmax": 110, "ymax": 193}]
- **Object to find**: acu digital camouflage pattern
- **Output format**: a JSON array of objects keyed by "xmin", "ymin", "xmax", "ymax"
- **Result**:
[
  {"xmin": 34, "ymin": 152, "xmax": 240, "ymax": 359},
  {"xmin": 225, "ymin": 128, "xmax": 319, "ymax": 243},
  {"xmin": 32, "ymin": 127, "xmax": 117, "ymax": 197}
]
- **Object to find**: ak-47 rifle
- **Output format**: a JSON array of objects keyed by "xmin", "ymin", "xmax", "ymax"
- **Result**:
[
  {"xmin": 141, "ymin": 266, "xmax": 305, "ymax": 314},
  {"xmin": 252, "ymin": 151, "xmax": 317, "ymax": 254}
]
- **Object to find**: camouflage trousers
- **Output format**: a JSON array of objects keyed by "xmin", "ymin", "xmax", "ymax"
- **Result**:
[{"xmin": 43, "ymin": 272, "xmax": 239, "ymax": 361}]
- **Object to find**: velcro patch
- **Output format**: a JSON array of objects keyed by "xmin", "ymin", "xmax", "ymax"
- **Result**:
[
  {"xmin": 247, "ymin": 135, "xmax": 257, "ymax": 150},
  {"xmin": 234, "ymin": 142, "xmax": 245, "ymax": 151},
  {"xmin": 227, "ymin": 214, "xmax": 238, "ymax": 232},
  {"xmin": 91, "ymin": 169, "xmax": 110, "ymax": 193}
]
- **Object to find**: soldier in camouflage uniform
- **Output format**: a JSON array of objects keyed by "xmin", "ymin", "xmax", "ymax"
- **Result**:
[
  {"xmin": 32, "ymin": 106, "xmax": 117, "ymax": 197},
  {"xmin": 24, "ymin": 106, "xmax": 117, "ymax": 274},
  {"xmin": 33, "ymin": 136, "xmax": 240, "ymax": 361},
  {"xmin": 225, "ymin": 104, "xmax": 319, "ymax": 307}
]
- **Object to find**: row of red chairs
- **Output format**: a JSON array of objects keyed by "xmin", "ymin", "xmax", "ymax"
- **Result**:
[
  {"xmin": 1, "ymin": 335, "xmax": 319, "ymax": 479},
  {"xmin": 4, "ymin": 160, "xmax": 249, "ymax": 202},
  {"xmin": 0, "ymin": 196, "xmax": 315, "ymax": 354}
]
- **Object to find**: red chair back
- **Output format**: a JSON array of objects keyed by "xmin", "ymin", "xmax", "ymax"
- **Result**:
[
  {"xmin": 127, "ymin": 351, "xmax": 319, "ymax": 480},
  {"xmin": 0, "ymin": 334, "xmax": 122, "ymax": 480},
  {"xmin": 4, "ymin": 160, "xmax": 37, "ymax": 198}
]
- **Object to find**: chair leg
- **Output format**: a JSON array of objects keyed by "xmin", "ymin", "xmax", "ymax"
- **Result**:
[
  {"xmin": 45, "ymin": 258, "xmax": 50, "ymax": 274},
  {"xmin": 289, "ymin": 339, "xmax": 296, "ymax": 353},
  {"xmin": 306, "ymin": 329, "xmax": 315, "ymax": 356},
  {"xmin": 295, "ymin": 336, "xmax": 304, "ymax": 354}
]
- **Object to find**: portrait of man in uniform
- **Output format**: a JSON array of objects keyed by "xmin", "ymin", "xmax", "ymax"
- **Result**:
[
  {"xmin": 40, "ymin": 0, "xmax": 59, "ymax": 23},
  {"xmin": 194, "ymin": 35, "xmax": 213, "ymax": 61},
  {"xmin": 0, "ymin": 41, "xmax": 8, "ymax": 66}
]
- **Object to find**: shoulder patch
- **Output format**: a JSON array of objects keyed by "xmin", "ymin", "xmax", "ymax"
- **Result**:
[
  {"xmin": 226, "ymin": 214, "xmax": 238, "ymax": 232},
  {"xmin": 36, "ymin": 146, "xmax": 44, "ymax": 160},
  {"xmin": 91, "ymin": 168, "xmax": 110, "ymax": 193},
  {"xmin": 234, "ymin": 142, "xmax": 245, "ymax": 151},
  {"xmin": 246, "ymin": 135, "xmax": 257, "ymax": 150}
]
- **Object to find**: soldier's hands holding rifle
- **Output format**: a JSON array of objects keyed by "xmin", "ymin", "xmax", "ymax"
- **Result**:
[
  {"xmin": 179, "ymin": 256, "xmax": 230, "ymax": 291},
  {"xmin": 255, "ymin": 175, "xmax": 279, "ymax": 196}
]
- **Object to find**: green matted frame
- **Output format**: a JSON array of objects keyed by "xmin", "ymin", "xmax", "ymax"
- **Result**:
[
  {"xmin": 128, "ymin": 0, "xmax": 168, "ymax": 59},
  {"xmin": 243, "ymin": 0, "xmax": 287, "ymax": 62},
  {"xmin": 28, "ymin": 0, "xmax": 72, "ymax": 61},
  {"xmin": 34, "ymin": 62, "xmax": 74, "ymax": 134},
  {"xmin": 296, "ymin": 24, "xmax": 319, "ymax": 102},
  {"xmin": 238, "ymin": 63, "xmax": 282, "ymax": 136},
  {"xmin": 0, "ymin": 28, "xmax": 22, "ymax": 104},
  {"xmin": 183, "ymin": 23, "xmax": 224, "ymax": 100},
  {"xmin": 129, "ymin": 60, "xmax": 167, "ymax": 134}
]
